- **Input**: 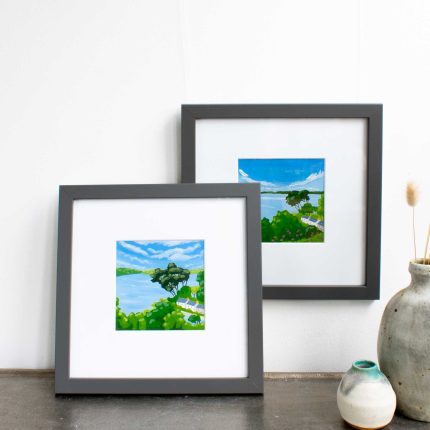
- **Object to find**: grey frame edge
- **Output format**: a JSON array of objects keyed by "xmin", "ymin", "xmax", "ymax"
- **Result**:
[
  {"xmin": 55, "ymin": 183, "xmax": 263, "ymax": 394},
  {"xmin": 181, "ymin": 104, "xmax": 383, "ymax": 301}
]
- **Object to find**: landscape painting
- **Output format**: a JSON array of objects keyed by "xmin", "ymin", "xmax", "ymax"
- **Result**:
[
  {"xmin": 116, "ymin": 240, "xmax": 205, "ymax": 330},
  {"xmin": 238, "ymin": 159, "xmax": 325, "ymax": 243}
]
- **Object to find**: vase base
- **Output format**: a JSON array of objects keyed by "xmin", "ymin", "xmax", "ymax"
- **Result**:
[
  {"xmin": 398, "ymin": 410, "xmax": 430, "ymax": 423},
  {"xmin": 345, "ymin": 420, "xmax": 391, "ymax": 430}
]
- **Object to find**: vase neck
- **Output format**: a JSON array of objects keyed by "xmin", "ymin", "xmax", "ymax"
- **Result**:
[
  {"xmin": 351, "ymin": 360, "xmax": 380, "ymax": 377},
  {"xmin": 411, "ymin": 274, "xmax": 430, "ymax": 289},
  {"xmin": 409, "ymin": 261, "xmax": 430, "ymax": 290}
]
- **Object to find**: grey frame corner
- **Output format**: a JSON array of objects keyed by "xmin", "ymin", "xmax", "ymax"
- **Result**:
[
  {"xmin": 55, "ymin": 183, "xmax": 263, "ymax": 395},
  {"xmin": 180, "ymin": 104, "xmax": 383, "ymax": 301}
]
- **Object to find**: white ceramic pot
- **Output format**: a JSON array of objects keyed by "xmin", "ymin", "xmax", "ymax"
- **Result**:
[{"xmin": 337, "ymin": 360, "xmax": 396, "ymax": 430}]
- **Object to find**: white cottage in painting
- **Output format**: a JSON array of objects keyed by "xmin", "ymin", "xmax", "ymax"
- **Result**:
[
  {"xmin": 301, "ymin": 216, "xmax": 324, "ymax": 232},
  {"xmin": 177, "ymin": 298, "xmax": 205, "ymax": 315}
]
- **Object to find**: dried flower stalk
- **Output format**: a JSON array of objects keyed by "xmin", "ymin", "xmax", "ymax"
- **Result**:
[
  {"xmin": 406, "ymin": 181, "xmax": 420, "ymax": 207},
  {"xmin": 406, "ymin": 181, "xmax": 419, "ymax": 261},
  {"xmin": 424, "ymin": 225, "xmax": 430, "ymax": 265}
]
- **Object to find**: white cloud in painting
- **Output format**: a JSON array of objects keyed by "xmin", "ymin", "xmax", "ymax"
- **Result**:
[
  {"xmin": 239, "ymin": 169, "xmax": 254, "ymax": 182},
  {"xmin": 170, "ymin": 251, "xmax": 203, "ymax": 261},
  {"xmin": 119, "ymin": 241, "xmax": 149, "ymax": 256},
  {"xmin": 117, "ymin": 251, "xmax": 149, "ymax": 266},
  {"xmin": 288, "ymin": 170, "xmax": 324, "ymax": 189},
  {"xmin": 239, "ymin": 168, "xmax": 279, "ymax": 191},
  {"xmin": 135, "ymin": 240, "xmax": 199, "ymax": 247},
  {"xmin": 161, "ymin": 240, "xmax": 200, "ymax": 247},
  {"xmin": 151, "ymin": 243, "xmax": 201, "ymax": 261},
  {"xmin": 116, "ymin": 260, "xmax": 130, "ymax": 267},
  {"xmin": 169, "ymin": 250, "xmax": 203, "ymax": 262},
  {"xmin": 146, "ymin": 243, "xmax": 201, "ymax": 257}
]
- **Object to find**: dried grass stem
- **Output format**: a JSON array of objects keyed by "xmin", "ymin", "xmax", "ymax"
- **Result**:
[{"xmin": 424, "ymin": 225, "xmax": 430, "ymax": 265}]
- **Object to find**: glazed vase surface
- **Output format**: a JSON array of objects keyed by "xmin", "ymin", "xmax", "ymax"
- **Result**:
[
  {"xmin": 378, "ymin": 261, "xmax": 430, "ymax": 422},
  {"xmin": 337, "ymin": 360, "xmax": 396, "ymax": 430}
]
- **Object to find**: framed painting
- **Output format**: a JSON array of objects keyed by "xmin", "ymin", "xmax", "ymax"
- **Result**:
[
  {"xmin": 55, "ymin": 183, "xmax": 263, "ymax": 394},
  {"xmin": 181, "ymin": 104, "xmax": 382, "ymax": 300}
]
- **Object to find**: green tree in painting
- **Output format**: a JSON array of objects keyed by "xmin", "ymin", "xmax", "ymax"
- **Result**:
[
  {"xmin": 163, "ymin": 310, "xmax": 186, "ymax": 330},
  {"xmin": 116, "ymin": 297, "xmax": 130, "ymax": 330},
  {"xmin": 262, "ymin": 210, "xmax": 319, "ymax": 242},
  {"xmin": 196, "ymin": 270, "xmax": 205, "ymax": 303},
  {"xmin": 271, "ymin": 210, "xmax": 306, "ymax": 241},
  {"xmin": 188, "ymin": 314, "xmax": 201, "ymax": 324},
  {"xmin": 116, "ymin": 297, "xmax": 204, "ymax": 331},
  {"xmin": 144, "ymin": 300, "xmax": 177, "ymax": 329},
  {"xmin": 150, "ymin": 262, "xmax": 190, "ymax": 296},
  {"xmin": 196, "ymin": 270, "xmax": 204, "ymax": 288},
  {"xmin": 177, "ymin": 285, "xmax": 192, "ymax": 299},
  {"xmin": 261, "ymin": 217, "xmax": 273, "ymax": 242},
  {"xmin": 317, "ymin": 194, "xmax": 324, "ymax": 221},
  {"xmin": 285, "ymin": 190, "xmax": 310, "ymax": 211},
  {"xmin": 299, "ymin": 202, "xmax": 317, "ymax": 217}
]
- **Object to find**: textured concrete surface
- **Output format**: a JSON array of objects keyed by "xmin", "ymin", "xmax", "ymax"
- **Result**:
[{"xmin": 1, "ymin": 374, "xmax": 430, "ymax": 429}]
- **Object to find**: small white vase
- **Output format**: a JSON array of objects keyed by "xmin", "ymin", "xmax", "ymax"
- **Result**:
[{"xmin": 337, "ymin": 360, "xmax": 396, "ymax": 430}]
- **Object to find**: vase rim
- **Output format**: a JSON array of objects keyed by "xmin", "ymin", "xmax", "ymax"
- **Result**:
[
  {"xmin": 409, "ymin": 260, "xmax": 430, "ymax": 274},
  {"xmin": 352, "ymin": 360, "xmax": 377, "ymax": 371}
]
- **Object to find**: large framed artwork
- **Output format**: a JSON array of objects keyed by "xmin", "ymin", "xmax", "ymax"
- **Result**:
[
  {"xmin": 55, "ymin": 183, "xmax": 263, "ymax": 394},
  {"xmin": 181, "ymin": 104, "xmax": 382, "ymax": 300}
]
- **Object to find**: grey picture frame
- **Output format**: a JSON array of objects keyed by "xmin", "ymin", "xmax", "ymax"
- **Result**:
[
  {"xmin": 181, "ymin": 104, "xmax": 382, "ymax": 300},
  {"xmin": 55, "ymin": 183, "xmax": 263, "ymax": 394}
]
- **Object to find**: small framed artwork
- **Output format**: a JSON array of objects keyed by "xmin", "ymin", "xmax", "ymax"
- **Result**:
[
  {"xmin": 181, "ymin": 104, "xmax": 382, "ymax": 300},
  {"xmin": 55, "ymin": 183, "xmax": 263, "ymax": 394}
]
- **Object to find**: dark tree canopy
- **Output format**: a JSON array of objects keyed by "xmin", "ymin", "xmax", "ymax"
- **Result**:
[
  {"xmin": 188, "ymin": 314, "xmax": 201, "ymax": 324},
  {"xmin": 196, "ymin": 270, "xmax": 205, "ymax": 303},
  {"xmin": 285, "ymin": 190, "xmax": 310, "ymax": 211},
  {"xmin": 150, "ymin": 262, "xmax": 190, "ymax": 296}
]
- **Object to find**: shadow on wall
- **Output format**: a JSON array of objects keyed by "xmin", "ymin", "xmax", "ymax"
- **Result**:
[{"xmin": 263, "ymin": 299, "xmax": 381, "ymax": 372}]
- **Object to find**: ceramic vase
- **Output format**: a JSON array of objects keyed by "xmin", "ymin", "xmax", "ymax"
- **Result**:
[
  {"xmin": 337, "ymin": 360, "xmax": 396, "ymax": 430},
  {"xmin": 378, "ymin": 260, "xmax": 430, "ymax": 421}
]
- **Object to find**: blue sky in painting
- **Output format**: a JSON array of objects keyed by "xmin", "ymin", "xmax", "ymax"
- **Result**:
[
  {"xmin": 116, "ymin": 240, "xmax": 204, "ymax": 270},
  {"xmin": 238, "ymin": 159, "xmax": 325, "ymax": 192}
]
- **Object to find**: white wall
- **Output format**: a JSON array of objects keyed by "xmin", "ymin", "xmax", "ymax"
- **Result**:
[{"xmin": 1, "ymin": 0, "xmax": 430, "ymax": 371}]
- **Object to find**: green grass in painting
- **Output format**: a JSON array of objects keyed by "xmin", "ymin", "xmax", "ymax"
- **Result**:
[
  {"xmin": 116, "ymin": 267, "xmax": 144, "ymax": 276},
  {"xmin": 298, "ymin": 232, "xmax": 324, "ymax": 243}
]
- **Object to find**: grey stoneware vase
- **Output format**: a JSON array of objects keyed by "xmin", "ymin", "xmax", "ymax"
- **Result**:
[{"xmin": 378, "ymin": 260, "xmax": 430, "ymax": 421}]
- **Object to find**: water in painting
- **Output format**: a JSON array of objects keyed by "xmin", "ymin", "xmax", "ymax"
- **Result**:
[
  {"xmin": 238, "ymin": 159, "xmax": 325, "ymax": 243},
  {"xmin": 116, "ymin": 240, "xmax": 205, "ymax": 330}
]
